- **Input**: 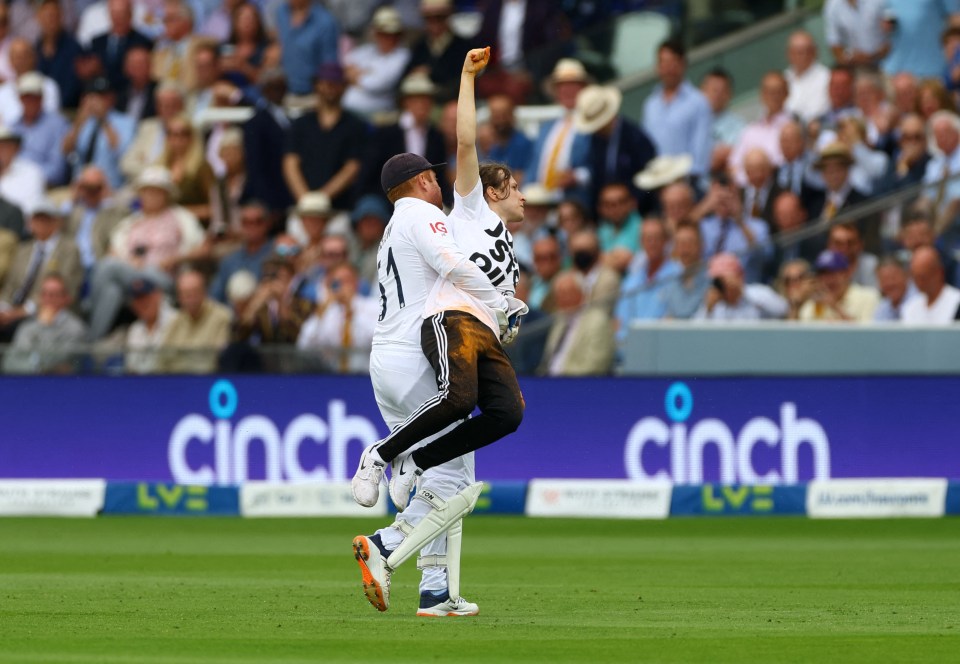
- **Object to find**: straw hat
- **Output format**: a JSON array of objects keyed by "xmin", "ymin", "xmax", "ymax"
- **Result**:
[
  {"xmin": 135, "ymin": 166, "xmax": 177, "ymax": 196},
  {"xmin": 572, "ymin": 85, "xmax": 621, "ymax": 134},
  {"xmin": 371, "ymin": 6, "xmax": 403, "ymax": 34},
  {"xmin": 295, "ymin": 192, "xmax": 333, "ymax": 217},
  {"xmin": 813, "ymin": 141, "xmax": 854, "ymax": 169},
  {"xmin": 399, "ymin": 72, "xmax": 437, "ymax": 97},
  {"xmin": 543, "ymin": 58, "xmax": 591, "ymax": 98},
  {"xmin": 521, "ymin": 183, "xmax": 562, "ymax": 206},
  {"xmin": 634, "ymin": 154, "xmax": 693, "ymax": 190}
]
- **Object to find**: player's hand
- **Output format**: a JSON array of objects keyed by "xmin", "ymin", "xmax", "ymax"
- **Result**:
[
  {"xmin": 463, "ymin": 47, "xmax": 490, "ymax": 76},
  {"xmin": 500, "ymin": 296, "xmax": 528, "ymax": 344}
]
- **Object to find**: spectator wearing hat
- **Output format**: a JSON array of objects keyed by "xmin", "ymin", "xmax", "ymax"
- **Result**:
[
  {"xmin": 209, "ymin": 201, "xmax": 275, "ymax": 304},
  {"xmin": 341, "ymin": 6, "xmax": 410, "ymax": 117},
  {"xmin": 274, "ymin": 0, "xmax": 339, "ymax": 97},
  {"xmin": 87, "ymin": 165, "xmax": 204, "ymax": 338},
  {"xmin": 511, "ymin": 183, "xmax": 559, "ymax": 270},
  {"xmin": 124, "ymin": 276, "xmax": 176, "ymax": 374},
  {"xmin": 0, "ymin": 38, "xmax": 61, "ymax": 126},
  {"xmin": 642, "ymin": 39, "xmax": 713, "ymax": 185},
  {"xmin": 902, "ymin": 245, "xmax": 960, "ymax": 323},
  {"xmin": 35, "ymin": 0, "xmax": 84, "ymax": 109},
  {"xmin": 63, "ymin": 77, "xmax": 135, "ymax": 190},
  {"xmin": 286, "ymin": 191, "xmax": 332, "ymax": 269},
  {"xmin": 151, "ymin": 0, "xmax": 212, "ymax": 92},
  {"xmin": 88, "ymin": 0, "xmax": 154, "ymax": 92},
  {"xmin": 695, "ymin": 252, "xmax": 787, "ymax": 321},
  {"xmin": 12, "ymin": 72, "xmax": 69, "ymax": 187},
  {"xmin": 242, "ymin": 68, "xmax": 293, "ymax": 220},
  {"xmin": 810, "ymin": 141, "xmax": 868, "ymax": 221},
  {"xmin": 526, "ymin": 58, "xmax": 591, "ymax": 201},
  {"xmin": 65, "ymin": 165, "xmax": 128, "ymax": 272},
  {"xmin": 798, "ymin": 248, "xmax": 879, "ymax": 322},
  {"xmin": 0, "ymin": 201, "xmax": 83, "ymax": 340},
  {"xmin": 404, "ymin": 0, "xmax": 475, "ymax": 103},
  {"xmin": 113, "ymin": 45, "xmax": 158, "ymax": 124},
  {"xmin": 120, "ymin": 82, "xmax": 185, "ymax": 182},
  {"xmin": 360, "ymin": 72, "xmax": 450, "ymax": 205},
  {"xmin": 614, "ymin": 216, "xmax": 682, "ymax": 335},
  {"xmin": 481, "ymin": 93, "xmax": 533, "ymax": 184},
  {"xmin": 574, "ymin": 84, "xmax": 657, "ymax": 213},
  {"xmin": 156, "ymin": 268, "xmax": 232, "ymax": 374},
  {"xmin": 0, "ymin": 126, "xmax": 44, "ymax": 218},
  {"xmin": 1, "ymin": 273, "xmax": 88, "ymax": 374},
  {"xmin": 297, "ymin": 261, "xmax": 378, "ymax": 373},
  {"xmin": 283, "ymin": 62, "xmax": 368, "ymax": 211},
  {"xmin": 351, "ymin": 194, "xmax": 390, "ymax": 287}
]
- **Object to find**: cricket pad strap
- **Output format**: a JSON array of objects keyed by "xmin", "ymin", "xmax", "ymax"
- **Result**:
[
  {"xmin": 416, "ymin": 554, "xmax": 447, "ymax": 569},
  {"xmin": 385, "ymin": 482, "xmax": 483, "ymax": 572}
]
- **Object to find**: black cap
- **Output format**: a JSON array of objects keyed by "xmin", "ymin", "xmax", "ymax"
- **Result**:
[
  {"xmin": 380, "ymin": 153, "xmax": 445, "ymax": 195},
  {"xmin": 128, "ymin": 278, "xmax": 157, "ymax": 298}
]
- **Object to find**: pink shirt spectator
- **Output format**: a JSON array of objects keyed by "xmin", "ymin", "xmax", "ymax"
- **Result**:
[
  {"xmin": 122, "ymin": 210, "xmax": 183, "ymax": 268},
  {"xmin": 729, "ymin": 111, "xmax": 792, "ymax": 186}
]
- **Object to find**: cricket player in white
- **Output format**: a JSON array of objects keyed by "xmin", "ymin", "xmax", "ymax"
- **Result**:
[{"xmin": 352, "ymin": 47, "xmax": 529, "ymax": 617}]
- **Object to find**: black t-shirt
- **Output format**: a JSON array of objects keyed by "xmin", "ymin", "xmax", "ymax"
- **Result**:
[{"xmin": 285, "ymin": 110, "xmax": 369, "ymax": 210}]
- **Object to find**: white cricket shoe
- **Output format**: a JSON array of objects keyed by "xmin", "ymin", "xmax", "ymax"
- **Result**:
[
  {"xmin": 352, "ymin": 535, "xmax": 391, "ymax": 612},
  {"xmin": 351, "ymin": 445, "xmax": 385, "ymax": 507},
  {"xmin": 416, "ymin": 594, "xmax": 480, "ymax": 618},
  {"xmin": 389, "ymin": 454, "xmax": 423, "ymax": 512}
]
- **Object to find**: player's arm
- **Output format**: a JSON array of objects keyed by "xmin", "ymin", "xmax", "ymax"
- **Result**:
[
  {"xmin": 410, "ymin": 213, "xmax": 507, "ymax": 313},
  {"xmin": 455, "ymin": 47, "xmax": 490, "ymax": 198}
]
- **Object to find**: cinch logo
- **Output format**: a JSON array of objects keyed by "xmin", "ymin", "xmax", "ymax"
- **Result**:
[
  {"xmin": 624, "ymin": 382, "xmax": 830, "ymax": 484},
  {"xmin": 168, "ymin": 380, "xmax": 380, "ymax": 485}
]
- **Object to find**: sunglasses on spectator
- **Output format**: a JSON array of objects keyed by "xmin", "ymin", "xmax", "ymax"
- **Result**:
[
  {"xmin": 275, "ymin": 244, "xmax": 301, "ymax": 257},
  {"xmin": 900, "ymin": 132, "xmax": 925, "ymax": 141}
]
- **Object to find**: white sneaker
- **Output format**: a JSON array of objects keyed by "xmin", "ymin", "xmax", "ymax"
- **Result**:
[
  {"xmin": 416, "ymin": 595, "xmax": 479, "ymax": 617},
  {"xmin": 351, "ymin": 445, "xmax": 385, "ymax": 507},
  {"xmin": 352, "ymin": 535, "xmax": 391, "ymax": 612},
  {"xmin": 389, "ymin": 454, "xmax": 422, "ymax": 512}
]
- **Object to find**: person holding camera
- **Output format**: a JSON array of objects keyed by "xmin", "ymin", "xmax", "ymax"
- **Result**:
[
  {"xmin": 698, "ymin": 175, "xmax": 772, "ymax": 284},
  {"xmin": 296, "ymin": 261, "xmax": 377, "ymax": 373},
  {"xmin": 695, "ymin": 252, "xmax": 787, "ymax": 321}
]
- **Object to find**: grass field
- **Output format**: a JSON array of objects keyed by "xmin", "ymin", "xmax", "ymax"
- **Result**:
[{"xmin": 0, "ymin": 516, "xmax": 958, "ymax": 663}]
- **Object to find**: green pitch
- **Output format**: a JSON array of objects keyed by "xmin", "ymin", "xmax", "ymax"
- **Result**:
[{"xmin": 1, "ymin": 516, "xmax": 958, "ymax": 663}]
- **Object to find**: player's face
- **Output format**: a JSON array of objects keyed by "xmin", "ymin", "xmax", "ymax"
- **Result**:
[
  {"xmin": 499, "ymin": 177, "xmax": 524, "ymax": 224},
  {"xmin": 422, "ymin": 170, "xmax": 443, "ymax": 209}
]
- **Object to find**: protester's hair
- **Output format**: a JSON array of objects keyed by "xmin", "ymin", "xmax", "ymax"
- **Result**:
[{"xmin": 479, "ymin": 162, "xmax": 512, "ymax": 200}]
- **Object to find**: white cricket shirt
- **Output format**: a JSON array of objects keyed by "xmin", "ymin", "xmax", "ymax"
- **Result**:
[
  {"xmin": 425, "ymin": 181, "xmax": 519, "ymax": 335},
  {"xmin": 373, "ymin": 196, "xmax": 507, "ymax": 347}
]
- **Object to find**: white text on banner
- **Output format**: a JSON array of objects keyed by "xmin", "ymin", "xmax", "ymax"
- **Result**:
[
  {"xmin": 526, "ymin": 479, "xmax": 672, "ymax": 519},
  {"xmin": 806, "ymin": 478, "xmax": 947, "ymax": 518}
]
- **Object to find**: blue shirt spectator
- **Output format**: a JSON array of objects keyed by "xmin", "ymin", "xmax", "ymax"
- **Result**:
[
  {"xmin": 210, "ymin": 203, "xmax": 276, "ymax": 303},
  {"xmin": 70, "ymin": 108, "xmax": 136, "ymax": 191},
  {"xmin": 14, "ymin": 107, "xmax": 70, "ymax": 187},
  {"xmin": 614, "ymin": 218, "xmax": 681, "ymax": 340},
  {"xmin": 643, "ymin": 81, "xmax": 713, "ymax": 179},
  {"xmin": 275, "ymin": 0, "xmax": 340, "ymax": 95},
  {"xmin": 883, "ymin": 0, "xmax": 960, "ymax": 79}
]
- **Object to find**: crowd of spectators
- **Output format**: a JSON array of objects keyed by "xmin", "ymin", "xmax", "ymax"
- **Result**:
[{"xmin": 0, "ymin": 0, "xmax": 959, "ymax": 378}]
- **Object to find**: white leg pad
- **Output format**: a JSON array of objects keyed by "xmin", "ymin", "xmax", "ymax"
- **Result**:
[
  {"xmin": 385, "ymin": 482, "xmax": 482, "ymax": 572},
  {"xmin": 446, "ymin": 518, "xmax": 462, "ymax": 599}
]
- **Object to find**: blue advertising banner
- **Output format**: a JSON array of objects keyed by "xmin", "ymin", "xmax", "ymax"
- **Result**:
[{"xmin": 1, "ymin": 376, "xmax": 958, "ymax": 484}]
